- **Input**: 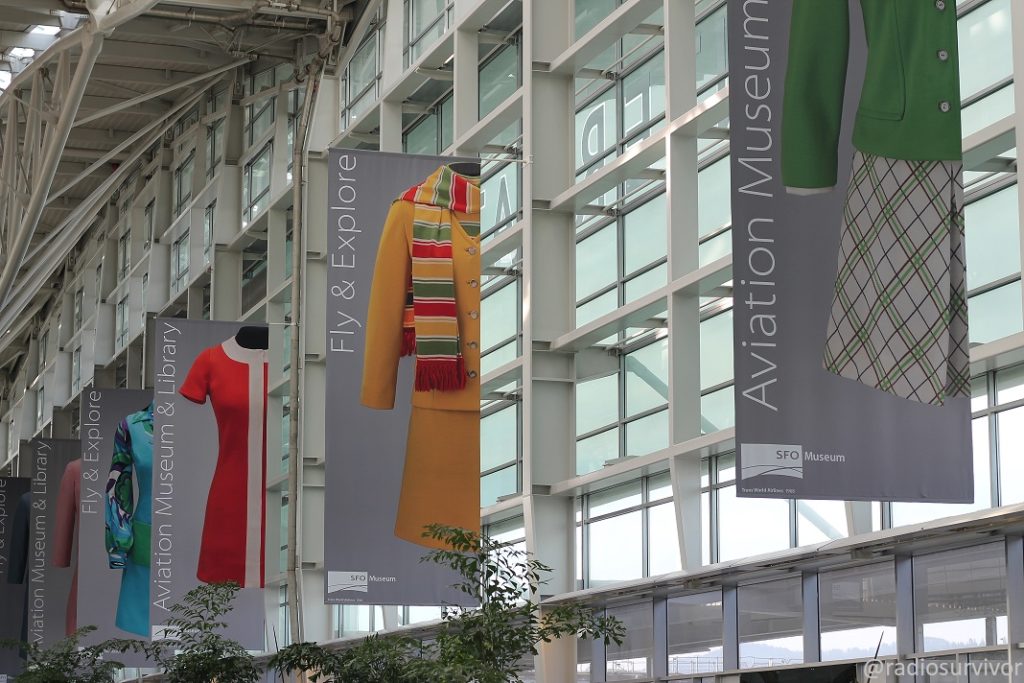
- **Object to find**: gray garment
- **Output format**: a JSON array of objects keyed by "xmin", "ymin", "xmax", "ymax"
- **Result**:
[{"xmin": 822, "ymin": 151, "xmax": 968, "ymax": 406}]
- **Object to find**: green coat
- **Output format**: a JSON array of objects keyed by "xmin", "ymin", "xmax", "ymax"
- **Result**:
[{"xmin": 781, "ymin": 0, "xmax": 963, "ymax": 190}]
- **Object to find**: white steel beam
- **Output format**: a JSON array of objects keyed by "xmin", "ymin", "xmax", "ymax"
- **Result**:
[
  {"xmin": 0, "ymin": 28, "xmax": 85, "ymax": 113},
  {"xmin": 75, "ymin": 94, "xmax": 168, "ymax": 117},
  {"xmin": 87, "ymin": 63, "xmax": 199, "ymax": 87},
  {"xmin": 91, "ymin": 0, "xmax": 163, "ymax": 33},
  {"xmin": 0, "ymin": 101, "xmax": 18, "ymax": 254},
  {"xmin": 49, "ymin": 89, "xmax": 207, "ymax": 204},
  {"xmin": 73, "ymin": 56, "xmax": 249, "ymax": 127},
  {"xmin": 0, "ymin": 29, "xmax": 104, "ymax": 308},
  {"xmin": 99, "ymin": 39, "xmax": 231, "ymax": 68}
]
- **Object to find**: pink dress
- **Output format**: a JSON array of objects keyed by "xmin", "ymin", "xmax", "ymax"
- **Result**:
[{"xmin": 54, "ymin": 458, "xmax": 80, "ymax": 636}]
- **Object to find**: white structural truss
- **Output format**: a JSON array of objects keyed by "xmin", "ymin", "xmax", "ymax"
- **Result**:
[
  {"xmin": 0, "ymin": 0, "xmax": 358, "ymax": 334},
  {"xmin": 0, "ymin": 1, "xmax": 161, "ymax": 308},
  {"xmin": 2, "ymin": 0, "xmax": 1024, "ymax": 680}
]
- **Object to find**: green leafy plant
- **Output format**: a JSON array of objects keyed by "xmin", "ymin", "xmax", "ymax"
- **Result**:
[
  {"xmin": 414, "ymin": 524, "xmax": 624, "ymax": 683},
  {"xmin": 270, "ymin": 525, "xmax": 623, "ymax": 683},
  {"xmin": 270, "ymin": 634, "xmax": 417, "ymax": 683},
  {"xmin": 141, "ymin": 582, "xmax": 260, "ymax": 683},
  {"xmin": 0, "ymin": 626, "xmax": 131, "ymax": 683}
]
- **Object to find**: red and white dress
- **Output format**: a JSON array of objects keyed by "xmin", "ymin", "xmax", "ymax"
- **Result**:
[{"xmin": 180, "ymin": 336, "xmax": 268, "ymax": 588}]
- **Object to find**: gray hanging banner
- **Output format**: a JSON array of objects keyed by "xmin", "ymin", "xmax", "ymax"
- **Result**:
[
  {"xmin": 324, "ymin": 149, "xmax": 480, "ymax": 606},
  {"xmin": 729, "ymin": 0, "xmax": 973, "ymax": 501},
  {"xmin": 0, "ymin": 475, "xmax": 31, "ymax": 679},
  {"xmin": 150, "ymin": 318, "xmax": 267, "ymax": 648},
  {"xmin": 24, "ymin": 439, "xmax": 79, "ymax": 647},
  {"xmin": 77, "ymin": 388, "xmax": 154, "ymax": 662}
]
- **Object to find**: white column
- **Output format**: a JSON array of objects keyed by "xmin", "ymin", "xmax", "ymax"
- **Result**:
[
  {"xmin": 663, "ymin": 0, "xmax": 702, "ymax": 572},
  {"xmin": 521, "ymin": 0, "xmax": 574, "ymax": 679}
]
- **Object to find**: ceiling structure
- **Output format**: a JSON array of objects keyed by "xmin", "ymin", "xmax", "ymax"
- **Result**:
[{"xmin": 0, "ymin": 0, "xmax": 368, "ymax": 377}]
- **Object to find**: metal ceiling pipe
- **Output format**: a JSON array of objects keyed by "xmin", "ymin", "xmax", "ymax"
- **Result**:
[
  {"xmin": 60, "ymin": 0, "xmax": 335, "ymax": 31},
  {"xmin": 143, "ymin": 8, "xmax": 316, "ymax": 31},
  {"xmin": 0, "ymin": 28, "xmax": 103, "ymax": 309}
]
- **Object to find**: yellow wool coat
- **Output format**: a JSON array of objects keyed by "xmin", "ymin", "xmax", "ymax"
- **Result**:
[{"xmin": 361, "ymin": 198, "xmax": 481, "ymax": 547}]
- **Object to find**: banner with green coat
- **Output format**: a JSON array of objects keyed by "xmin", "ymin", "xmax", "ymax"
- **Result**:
[{"xmin": 729, "ymin": 0, "xmax": 973, "ymax": 501}]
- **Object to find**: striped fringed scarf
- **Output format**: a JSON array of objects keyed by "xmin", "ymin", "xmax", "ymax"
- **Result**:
[{"xmin": 399, "ymin": 165, "xmax": 481, "ymax": 392}]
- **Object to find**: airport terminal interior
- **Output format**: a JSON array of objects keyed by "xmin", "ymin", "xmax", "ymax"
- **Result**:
[{"xmin": 0, "ymin": 0, "xmax": 1023, "ymax": 680}]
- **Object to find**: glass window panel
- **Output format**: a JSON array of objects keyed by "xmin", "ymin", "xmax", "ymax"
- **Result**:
[
  {"xmin": 623, "ymin": 194, "xmax": 666, "ymax": 275},
  {"xmin": 576, "ymin": 225, "xmax": 617, "ymax": 301},
  {"xmin": 479, "ymin": 46, "xmax": 518, "ymax": 118},
  {"xmin": 701, "ymin": 385, "xmax": 735, "ymax": 434},
  {"xmin": 999, "ymin": 407, "xmax": 1024, "ymax": 505},
  {"xmin": 695, "ymin": 6, "xmax": 728, "ymax": 91},
  {"xmin": 410, "ymin": 0, "xmax": 446, "ymax": 38},
  {"xmin": 482, "ymin": 164, "xmax": 518, "ymax": 233},
  {"xmin": 577, "ymin": 630, "xmax": 593, "ymax": 682},
  {"xmin": 969, "ymin": 281, "xmax": 1023, "ymax": 344},
  {"xmin": 250, "ymin": 102, "xmax": 275, "ymax": 143},
  {"xmin": 575, "ymin": 0, "xmax": 617, "ymax": 38},
  {"xmin": 481, "ymin": 465, "xmax": 517, "ymax": 507},
  {"xmin": 648, "ymin": 501, "xmax": 680, "ymax": 576},
  {"xmin": 577, "ymin": 427, "xmax": 619, "ymax": 475},
  {"xmin": 590, "ymin": 482, "xmax": 641, "ymax": 517},
  {"xmin": 820, "ymin": 562, "xmax": 897, "ymax": 661},
  {"xmin": 717, "ymin": 452, "xmax": 736, "ymax": 483},
  {"xmin": 481, "ymin": 342, "xmax": 517, "ymax": 375},
  {"xmin": 576, "ymin": 289, "xmax": 617, "ymax": 327},
  {"xmin": 700, "ymin": 310, "xmax": 734, "ymax": 390},
  {"xmin": 575, "ymin": 89, "xmax": 617, "ymax": 170},
  {"xmin": 577, "ymin": 373, "xmax": 618, "ymax": 435},
  {"xmin": 626, "ymin": 409, "xmax": 668, "ymax": 457},
  {"xmin": 962, "ymin": 85, "xmax": 1015, "ymax": 138},
  {"xmin": 439, "ymin": 96, "xmax": 453, "ymax": 151},
  {"xmin": 957, "ymin": 0, "xmax": 1012, "ymax": 99},
  {"xmin": 481, "ymin": 405, "xmax": 516, "ymax": 472},
  {"xmin": 404, "ymin": 114, "xmax": 438, "ymax": 155},
  {"xmin": 698, "ymin": 158, "xmax": 731, "ymax": 237},
  {"xmin": 996, "ymin": 363, "xmax": 1024, "ymax": 404},
  {"xmin": 699, "ymin": 229, "xmax": 732, "ymax": 267},
  {"xmin": 668, "ymin": 591, "xmax": 724, "ymax": 675},
  {"xmin": 796, "ymin": 499, "xmax": 847, "ymax": 546},
  {"xmin": 718, "ymin": 486, "xmax": 789, "ymax": 562},
  {"xmin": 349, "ymin": 36, "xmax": 377, "ymax": 96},
  {"xmin": 648, "ymin": 472, "xmax": 671, "ymax": 500},
  {"xmin": 589, "ymin": 511, "xmax": 642, "ymax": 586},
  {"xmin": 891, "ymin": 417, "xmax": 991, "ymax": 524},
  {"xmin": 914, "ymin": 543, "xmax": 1007, "ymax": 651},
  {"xmin": 625, "ymin": 338, "xmax": 668, "ymax": 416},
  {"xmin": 965, "ymin": 185, "xmax": 1019, "ymax": 290},
  {"xmin": 625, "ymin": 264, "xmax": 667, "ymax": 303},
  {"xmin": 487, "ymin": 517, "xmax": 525, "ymax": 543},
  {"xmin": 341, "ymin": 604, "xmax": 371, "ymax": 635},
  {"xmin": 482, "ymin": 282, "xmax": 517, "ymax": 351},
  {"xmin": 971, "ymin": 375, "xmax": 989, "ymax": 412},
  {"xmin": 606, "ymin": 603, "xmax": 653, "ymax": 681},
  {"xmin": 622, "ymin": 55, "xmax": 665, "ymax": 137},
  {"xmin": 738, "ymin": 578, "xmax": 804, "ymax": 668}
]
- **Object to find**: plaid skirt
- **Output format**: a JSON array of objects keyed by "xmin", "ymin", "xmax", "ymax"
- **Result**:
[{"xmin": 822, "ymin": 152, "xmax": 968, "ymax": 406}]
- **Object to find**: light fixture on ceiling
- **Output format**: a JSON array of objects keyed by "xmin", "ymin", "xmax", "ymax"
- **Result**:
[
  {"xmin": 0, "ymin": 72, "xmax": 11, "ymax": 92},
  {"xmin": 9, "ymin": 47, "xmax": 36, "ymax": 59},
  {"xmin": 30, "ymin": 25, "xmax": 60, "ymax": 36}
]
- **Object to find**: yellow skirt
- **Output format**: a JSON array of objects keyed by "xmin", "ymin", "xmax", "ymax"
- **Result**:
[{"xmin": 395, "ymin": 407, "xmax": 480, "ymax": 547}]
